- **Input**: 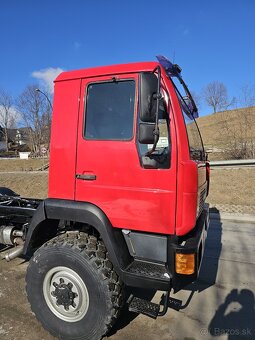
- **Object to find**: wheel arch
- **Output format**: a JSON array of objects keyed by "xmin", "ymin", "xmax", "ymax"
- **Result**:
[{"xmin": 23, "ymin": 198, "xmax": 131, "ymax": 273}]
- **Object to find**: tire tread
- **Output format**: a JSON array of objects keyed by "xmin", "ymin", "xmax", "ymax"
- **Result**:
[{"xmin": 26, "ymin": 231, "xmax": 124, "ymax": 339}]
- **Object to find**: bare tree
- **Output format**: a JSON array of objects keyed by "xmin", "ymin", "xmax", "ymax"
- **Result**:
[
  {"xmin": 225, "ymin": 85, "xmax": 255, "ymax": 158},
  {"xmin": 16, "ymin": 84, "xmax": 49, "ymax": 153},
  {"xmin": 0, "ymin": 90, "xmax": 16, "ymax": 152},
  {"xmin": 238, "ymin": 84, "xmax": 255, "ymax": 108},
  {"xmin": 203, "ymin": 81, "xmax": 234, "ymax": 113},
  {"xmin": 212, "ymin": 85, "xmax": 255, "ymax": 159},
  {"xmin": 221, "ymin": 108, "xmax": 255, "ymax": 159},
  {"xmin": 190, "ymin": 91, "xmax": 201, "ymax": 110}
]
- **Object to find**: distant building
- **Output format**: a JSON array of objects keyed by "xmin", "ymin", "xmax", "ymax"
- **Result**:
[
  {"xmin": 0, "ymin": 126, "xmax": 31, "ymax": 151},
  {"xmin": 8, "ymin": 127, "xmax": 30, "ymax": 146}
]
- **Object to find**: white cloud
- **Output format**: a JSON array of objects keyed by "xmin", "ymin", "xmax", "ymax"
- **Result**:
[{"xmin": 31, "ymin": 67, "xmax": 64, "ymax": 94}]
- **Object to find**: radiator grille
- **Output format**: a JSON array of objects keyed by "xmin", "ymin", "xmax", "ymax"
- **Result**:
[{"xmin": 198, "ymin": 188, "xmax": 206, "ymax": 217}]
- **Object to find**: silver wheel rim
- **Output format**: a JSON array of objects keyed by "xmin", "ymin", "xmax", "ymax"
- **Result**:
[{"xmin": 43, "ymin": 266, "xmax": 89, "ymax": 322}]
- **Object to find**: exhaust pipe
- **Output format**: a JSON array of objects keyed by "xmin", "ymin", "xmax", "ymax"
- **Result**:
[
  {"xmin": 4, "ymin": 237, "xmax": 25, "ymax": 262},
  {"xmin": 0, "ymin": 225, "xmax": 25, "ymax": 261},
  {"xmin": 5, "ymin": 244, "xmax": 24, "ymax": 262}
]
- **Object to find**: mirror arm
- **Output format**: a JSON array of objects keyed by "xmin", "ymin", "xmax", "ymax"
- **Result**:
[{"xmin": 146, "ymin": 66, "xmax": 161, "ymax": 156}]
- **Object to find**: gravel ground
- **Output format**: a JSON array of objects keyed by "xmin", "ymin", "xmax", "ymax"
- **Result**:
[{"xmin": 0, "ymin": 217, "xmax": 254, "ymax": 340}]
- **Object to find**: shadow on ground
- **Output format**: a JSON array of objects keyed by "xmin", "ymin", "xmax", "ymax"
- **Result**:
[
  {"xmin": 209, "ymin": 288, "xmax": 255, "ymax": 339},
  {"xmin": 188, "ymin": 208, "xmax": 223, "ymax": 293},
  {"xmin": 168, "ymin": 208, "xmax": 223, "ymax": 311}
]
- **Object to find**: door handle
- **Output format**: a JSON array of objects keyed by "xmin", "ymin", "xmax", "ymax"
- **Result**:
[{"xmin": 76, "ymin": 173, "xmax": 97, "ymax": 181}]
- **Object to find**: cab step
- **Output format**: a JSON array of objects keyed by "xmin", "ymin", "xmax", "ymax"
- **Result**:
[
  {"xmin": 127, "ymin": 292, "xmax": 183, "ymax": 319},
  {"xmin": 128, "ymin": 295, "xmax": 160, "ymax": 319},
  {"xmin": 125, "ymin": 260, "xmax": 170, "ymax": 280},
  {"xmin": 168, "ymin": 297, "xmax": 183, "ymax": 311}
]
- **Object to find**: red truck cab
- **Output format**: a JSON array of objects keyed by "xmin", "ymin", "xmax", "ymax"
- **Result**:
[{"xmin": 49, "ymin": 59, "xmax": 208, "ymax": 236}]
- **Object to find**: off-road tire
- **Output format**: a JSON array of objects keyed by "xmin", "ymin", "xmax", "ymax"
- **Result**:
[{"xmin": 26, "ymin": 232, "xmax": 124, "ymax": 340}]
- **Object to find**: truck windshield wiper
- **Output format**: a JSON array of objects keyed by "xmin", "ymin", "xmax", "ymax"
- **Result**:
[{"xmin": 156, "ymin": 55, "xmax": 198, "ymax": 118}]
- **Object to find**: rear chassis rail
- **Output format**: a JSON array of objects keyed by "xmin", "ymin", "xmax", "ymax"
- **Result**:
[
  {"xmin": 0, "ymin": 194, "xmax": 41, "ymax": 218},
  {"xmin": 0, "ymin": 194, "xmax": 41, "ymax": 211}
]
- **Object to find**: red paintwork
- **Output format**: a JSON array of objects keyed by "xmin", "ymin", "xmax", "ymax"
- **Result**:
[
  {"xmin": 49, "ymin": 62, "xmax": 208, "ymax": 236},
  {"xmin": 49, "ymin": 78, "xmax": 81, "ymax": 200}
]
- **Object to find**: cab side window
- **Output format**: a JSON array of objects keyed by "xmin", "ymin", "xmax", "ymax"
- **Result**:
[
  {"xmin": 84, "ymin": 80, "xmax": 135, "ymax": 140},
  {"xmin": 182, "ymin": 111, "xmax": 204, "ymax": 161}
]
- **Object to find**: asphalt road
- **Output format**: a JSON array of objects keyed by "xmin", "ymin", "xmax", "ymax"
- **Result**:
[{"xmin": 0, "ymin": 216, "xmax": 254, "ymax": 340}]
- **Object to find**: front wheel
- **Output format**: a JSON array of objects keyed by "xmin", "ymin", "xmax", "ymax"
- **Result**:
[{"xmin": 26, "ymin": 232, "xmax": 124, "ymax": 340}]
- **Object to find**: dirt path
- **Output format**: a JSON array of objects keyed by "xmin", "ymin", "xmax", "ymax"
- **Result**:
[{"xmin": 1, "ymin": 218, "xmax": 255, "ymax": 339}]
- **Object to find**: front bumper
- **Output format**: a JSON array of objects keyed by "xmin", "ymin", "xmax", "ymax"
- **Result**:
[
  {"xmin": 120, "ymin": 204, "xmax": 209, "ymax": 292},
  {"xmin": 169, "ymin": 204, "xmax": 209, "ymax": 292}
]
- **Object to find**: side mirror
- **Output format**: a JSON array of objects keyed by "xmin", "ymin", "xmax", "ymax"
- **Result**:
[
  {"xmin": 139, "ymin": 72, "xmax": 158, "ymax": 122},
  {"xmin": 138, "ymin": 123, "xmax": 155, "ymax": 144}
]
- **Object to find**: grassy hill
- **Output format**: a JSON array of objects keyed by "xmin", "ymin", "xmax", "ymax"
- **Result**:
[{"xmin": 196, "ymin": 106, "xmax": 255, "ymax": 160}]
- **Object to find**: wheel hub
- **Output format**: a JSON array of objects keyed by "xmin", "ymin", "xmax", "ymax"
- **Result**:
[
  {"xmin": 51, "ymin": 278, "xmax": 78, "ymax": 310},
  {"xmin": 43, "ymin": 266, "xmax": 89, "ymax": 322}
]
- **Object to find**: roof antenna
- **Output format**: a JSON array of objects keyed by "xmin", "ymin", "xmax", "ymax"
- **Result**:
[{"xmin": 173, "ymin": 51, "xmax": 176, "ymax": 64}]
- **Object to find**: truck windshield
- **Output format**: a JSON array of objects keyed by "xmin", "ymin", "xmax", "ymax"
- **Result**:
[
  {"xmin": 156, "ymin": 55, "xmax": 204, "ymax": 161},
  {"xmin": 169, "ymin": 76, "xmax": 204, "ymax": 160},
  {"xmin": 179, "ymin": 100, "xmax": 204, "ymax": 161}
]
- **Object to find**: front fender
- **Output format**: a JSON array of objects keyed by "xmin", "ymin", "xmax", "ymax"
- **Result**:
[{"xmin": 23, "ymin": 198, "xmax": 131, "ymax": 273}]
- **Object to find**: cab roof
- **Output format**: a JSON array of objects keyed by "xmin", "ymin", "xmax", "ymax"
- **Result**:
[{"xmin": 55, "ymin": 61, "xmax": 159, "ymax": 82}]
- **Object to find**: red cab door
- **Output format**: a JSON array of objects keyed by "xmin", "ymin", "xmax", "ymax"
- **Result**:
[{"xmin": 75, "ymin": 73, "xmax": 176, "ymax": 234}]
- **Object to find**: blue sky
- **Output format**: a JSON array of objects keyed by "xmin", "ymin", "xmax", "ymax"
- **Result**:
[{"xmin": 0, "ymin": 0, "xmax": 255, "ymax": 115}]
